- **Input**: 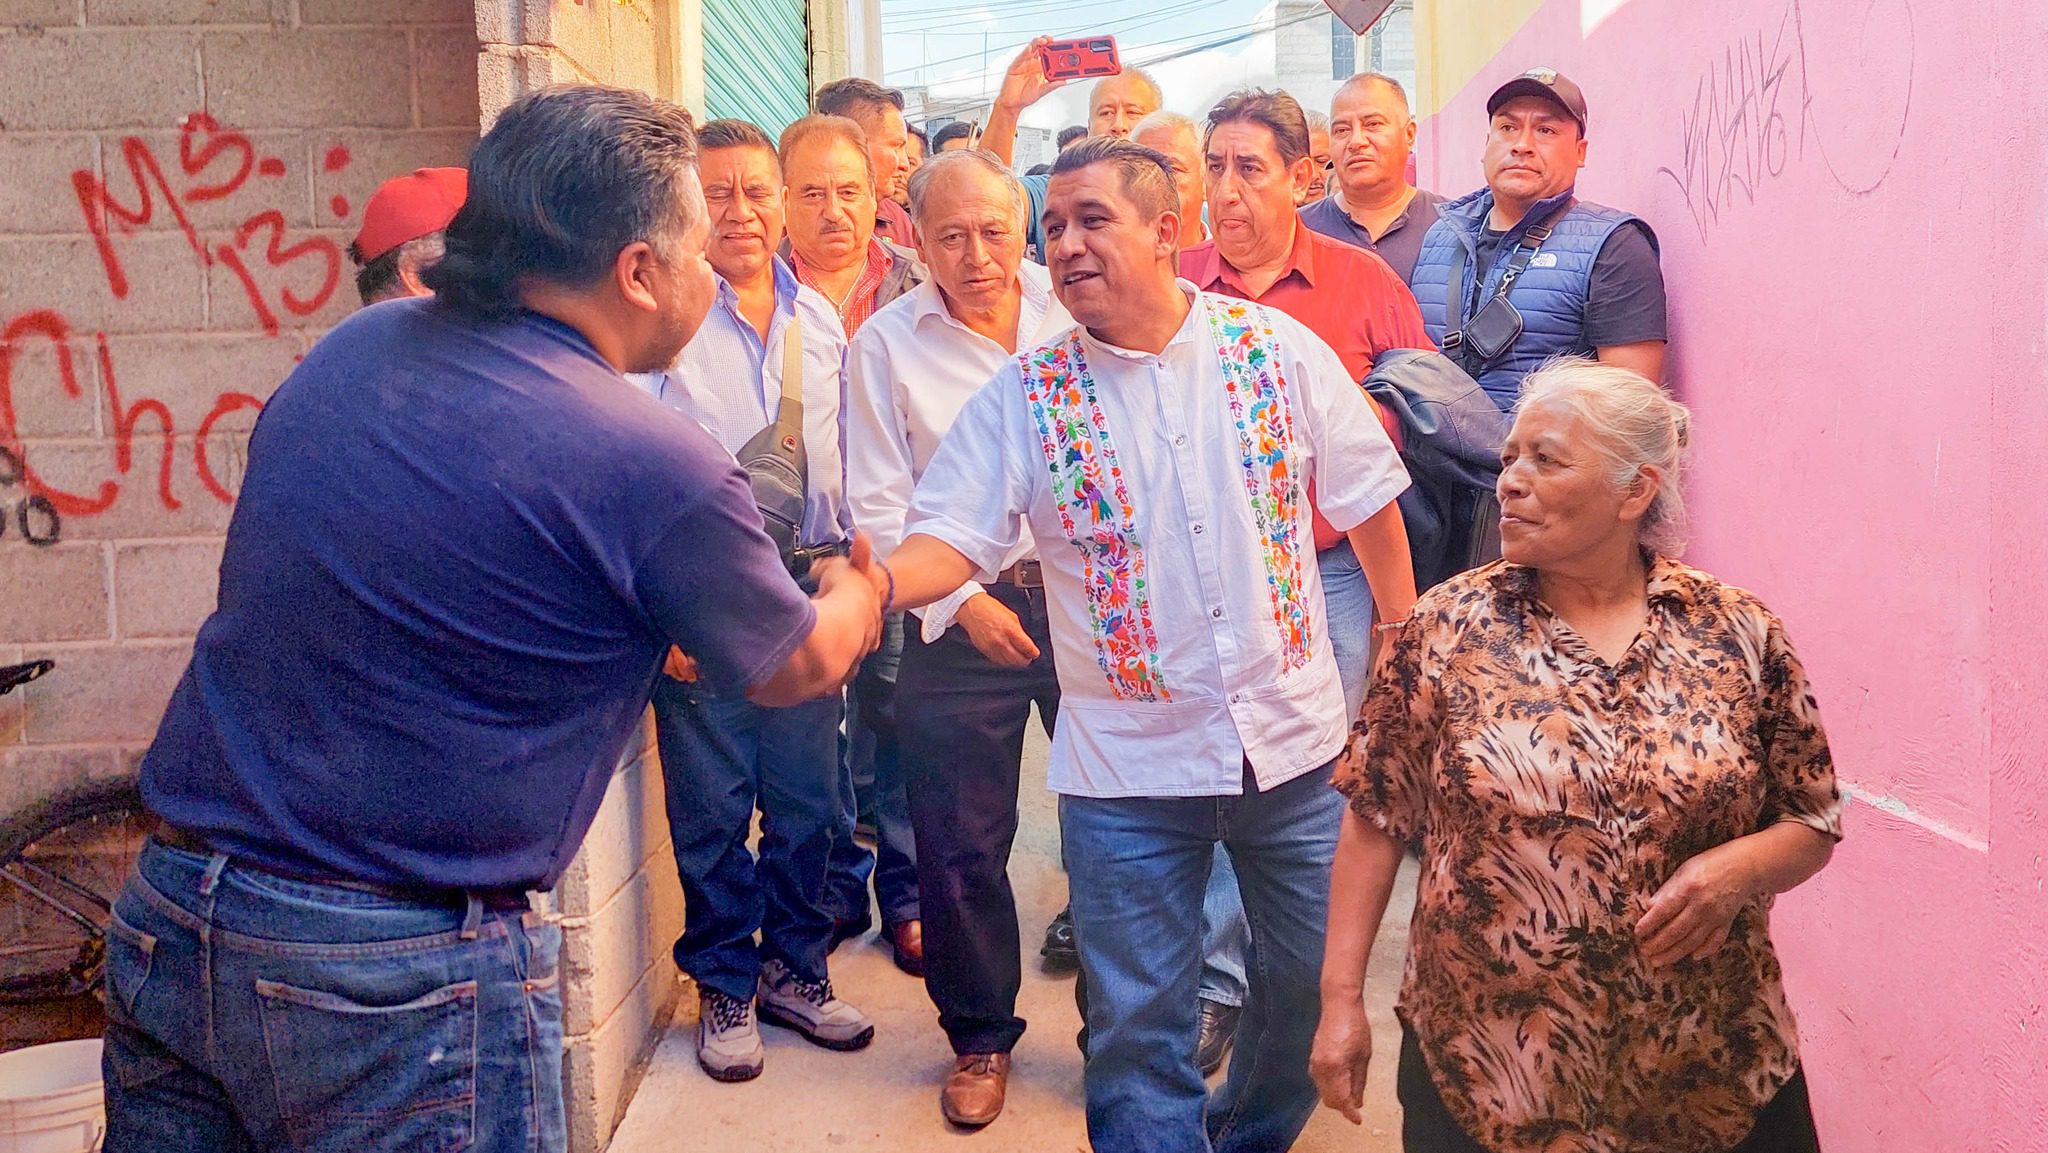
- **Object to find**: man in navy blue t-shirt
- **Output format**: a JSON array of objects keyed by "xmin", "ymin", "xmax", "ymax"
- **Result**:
[{"xmin": 101, "ymin": 87, "xmax": 883, "ymax": 1153}]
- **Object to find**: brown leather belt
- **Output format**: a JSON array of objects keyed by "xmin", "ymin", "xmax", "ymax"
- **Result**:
[
  {"xmin": 151, "ymin": 824, "xmax": 530, "ymax": 913},
  {"xmin": 996, "ymin": 560, "xmax": 1043, "ymax": 588}
]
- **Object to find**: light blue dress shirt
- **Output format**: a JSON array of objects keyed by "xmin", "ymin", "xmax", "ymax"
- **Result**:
[{"xmin": 635, "ymin": 258, "xmax": 853, "ymax": 546}]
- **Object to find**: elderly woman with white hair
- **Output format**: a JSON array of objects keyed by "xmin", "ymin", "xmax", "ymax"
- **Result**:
[{"xmin": 1309, "ymin": 358, "xmax": 1842, "ymax": 1153}]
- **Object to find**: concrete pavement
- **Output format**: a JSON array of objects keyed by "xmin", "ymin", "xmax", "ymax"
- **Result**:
[{"xmin": 607, "ymin": 721, "xmax": 1417, "ymax": 1152}]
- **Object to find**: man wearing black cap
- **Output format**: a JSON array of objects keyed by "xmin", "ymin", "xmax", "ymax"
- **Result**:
[{"xmin": 1409, "ymin": 68, "xmax": 1667, "ymax": 408}]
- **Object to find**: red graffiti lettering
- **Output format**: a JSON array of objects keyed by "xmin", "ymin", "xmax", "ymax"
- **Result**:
[
  {"xmin": 0, "ymin": 110, "xmax": 365, "ymax": 520},
  {"xmin": 214, "ymin": 211, "xmax": 342, "ymax": 337},
  {"xmin": 70, "ymin": 113, "xmax": 343, "ymax": 332},
  {"xmin": 72, "ymin": 138, "xmax": 207, "ymax": 299},
  {"xmin": 196, "ymin": 393, "xmax": 264, "ymax": 504},
  {"xmin": 99, "ymin": 334, "xmax": 180, "ymax": 512},
  {"xmin": 2, "ymin": 308, "xmax": 267, "ymax": 514},
  {"xmin": 178, "ymin": 113, "xmax": 256, "ymax": 203},
  {"xmin": 0, "ymin": 311, "xmax": 119, "ymax": 516}
]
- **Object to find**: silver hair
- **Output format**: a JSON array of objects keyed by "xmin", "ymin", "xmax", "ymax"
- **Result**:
[
  {"xmin": 1132, "ymin": 109, "xmax": 1198, "ymax": 143},
  {"xmin": 1336, "ymin": 71, "xmax": 1411, "ymax": 113},
  {"xmin": 905, "ymin": 148, "xmax": 1026, "ymax": 225},
  {"xmin": 1097, "ymin": 66, "xmax": 1163, "ymax": 108},
  {"xmin": 1517, "ymin": 357, "xmax": 1692, "ymax": 554},
  {"xmin": 1306, "ymin": 110, "xmax": 1331, "ymax": 134}
]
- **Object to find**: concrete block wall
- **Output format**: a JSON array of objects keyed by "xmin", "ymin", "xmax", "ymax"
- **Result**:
[
  {"xmin": 477, "ymin": 0, "xmax": 672, "ymax": 128},
  {"xmin": 0, "ymin": 0, "xmax": 478, "ymax": 822},
  {"xmin": 544, "ymin": 714, "xmax": 686, "ymax": 1153}
]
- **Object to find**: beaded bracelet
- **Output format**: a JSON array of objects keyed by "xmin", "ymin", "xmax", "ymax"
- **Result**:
[
  {"xmin": 875, "ymin": 558, "xmax": 897, "ymax": 616},
  {"xmin": 1370, "ymin": 617, "xmax": 1410, "ymax": 636}
]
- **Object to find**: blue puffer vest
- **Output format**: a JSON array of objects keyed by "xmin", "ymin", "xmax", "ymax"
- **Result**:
[{"xmin": 1411, "ymin": 187, "xmax": 1652, "ymax": 409}]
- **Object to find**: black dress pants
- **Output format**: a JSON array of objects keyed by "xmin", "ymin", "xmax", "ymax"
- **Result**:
[
  {"xmin": 897, "ymin": 581, "xmax": 1060, "ymax": 1056},
  {"xmin": 1396, "ymin": 1028, "xmax": 1823, "ymax": 1153}
]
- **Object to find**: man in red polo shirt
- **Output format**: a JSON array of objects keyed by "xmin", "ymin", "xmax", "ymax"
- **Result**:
[
  {"xmin": 1173, "ymin": 87, "xmax": 1429, "ymax": 1070},
  {"xmin": 1181, "ymin": 88, "xmax": 1429, "ymax": 715}
]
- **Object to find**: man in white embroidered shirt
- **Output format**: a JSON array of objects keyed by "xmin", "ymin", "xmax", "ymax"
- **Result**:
[
  {"xmin": 881, "ymin": 137, "xmax": 1419, "ymax": 1152},
  {"xmin": 846, "ymin": 149, "xmax": 1074, "ymax": 1128},
  {"xmin": 633, "ymin": 119, "xmax": 874, "ymax": 1083}
]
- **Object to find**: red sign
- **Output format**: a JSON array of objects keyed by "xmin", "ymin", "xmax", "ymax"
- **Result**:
[{"xmin": 1323, "ymin": 0, "xmax": 1396, "ymax": 35}]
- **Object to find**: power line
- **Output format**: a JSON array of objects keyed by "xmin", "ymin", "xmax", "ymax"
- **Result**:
[
  {"xmin": 883, "ymin": 0, "xmax": 1092, "ymax": 27},
  {"xmin": 913, "ymin": 5, "xmax": 1334, "ymax": 115},
  {"xmin": 882, "ymin": 0, "xmax": 1084, "ymax": 19},
  {"xmin": 885, "ymin": 0, "xmax": 1231, "ymax": 79},
  {"xmin": 1125, "ymin": 7, "xmax": 1330, "ymax": 69},
  {"xmin": 898, "ymin": 5, "xmax": 1333, "ymax": 113}
]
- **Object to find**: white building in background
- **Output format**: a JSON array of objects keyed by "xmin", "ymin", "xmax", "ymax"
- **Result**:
[
  {"xmin": 1273, "ymin": 0, "xmax": 1416, "ymax": 116},
  {"xmin": 1013, "ymin": 125, "xmax": 1055, "ymax": 170}
]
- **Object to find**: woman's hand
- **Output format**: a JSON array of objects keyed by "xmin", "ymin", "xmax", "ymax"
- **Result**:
[
  {"xmin": 1634, "ymin": 839, "xmax": 1761, "ymax": 967},
  {"xmin": 1308, "ymin": 994, "xmax": 1373, "ymax": 1125}
]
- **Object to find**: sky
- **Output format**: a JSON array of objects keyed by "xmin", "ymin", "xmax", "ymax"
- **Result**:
[{"xmin": 878, "ymin": 0, "xmax": 1309, "ymax": 133}]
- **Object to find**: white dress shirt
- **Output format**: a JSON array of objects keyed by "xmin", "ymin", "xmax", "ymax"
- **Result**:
[
  {"xmin": 631, "ymin": 259, "xmax": 852, "ymax": 544},
  {"xmin": 847, "ymin": 261, "xmax": 1072, "ymax": 638},
  {"xmin": 904, "ymin": 286, "xmax": 1410, "ymax": 798}
]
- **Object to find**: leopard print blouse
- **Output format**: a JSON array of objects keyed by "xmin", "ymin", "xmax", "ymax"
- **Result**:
[{"xmin": 1333, "ymin": 556, "xmax": 1841, "ymax": 1153}]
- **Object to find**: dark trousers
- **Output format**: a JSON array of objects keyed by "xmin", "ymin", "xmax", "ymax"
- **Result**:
[
  {"xmin": 826, "ymin": 614, "xmax": 921, "ymax": 928},
  {"xmin": 652, "ymin": 677, "xmax": 843, "ymax": 1002},
  {"xmin": 1396, "ymin": 1029, "xmax": 1823, "ymax": 1153},
  {"xmin": 898, "ymin": 583, "xmax": 1059, "ymax": 1055}
]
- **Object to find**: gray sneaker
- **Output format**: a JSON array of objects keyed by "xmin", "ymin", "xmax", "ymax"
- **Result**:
[
  {"xmin": 756, "ymin": 959, "xmax": 874, "ymax": 1051},
  {"xmin": 696, "ymin": 988, "xmax": 765, "ymax": 1082}
]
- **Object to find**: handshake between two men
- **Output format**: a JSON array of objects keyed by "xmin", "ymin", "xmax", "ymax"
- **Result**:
[
  {"xmin": 664, "ymin": 531, "xmax": 1031, "ymax": 702},
  {"xmin": 663, "ymin": 531, "xmax": 900, "ymax": 704}
]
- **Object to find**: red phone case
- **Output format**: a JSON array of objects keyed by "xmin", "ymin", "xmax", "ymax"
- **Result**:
[{"xmin": 1040, "ymin": 37, "xmax": 1122, "ymax": 81}]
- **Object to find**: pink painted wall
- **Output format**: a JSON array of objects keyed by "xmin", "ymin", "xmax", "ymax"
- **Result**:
[{"xmin": 1415, "ymin": 1, "xmax": 2048, "ymax": 1148}]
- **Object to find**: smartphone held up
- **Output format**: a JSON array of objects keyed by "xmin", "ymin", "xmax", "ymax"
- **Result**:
[{"xmin": 1040, "ymin": 36, "xmax": 1121, "ymax": 81}]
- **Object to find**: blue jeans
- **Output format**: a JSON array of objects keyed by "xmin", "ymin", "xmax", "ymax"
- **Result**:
[
  {"xmin": 1198, "ymin": 846, "xmax": 1249, "ymax": 1007},
  {"xmin": 102, "ymin": 841, "xmax": 564, "ymax": 1153},
  {"xmin": 1061, "ymin": 764, "xmax": 1343, "ymax": 1153},
  {"xmin": 652, "ymin": 676, "xmax": 843, "ymax": 1001},
  {"xmin": 1196, "ymin": 546, "xmax": 1370, "ymax": 1012},
  {"xmin": 1318, "ymin": 541, "xmax": 1375, "ymax": 719},
  {"xmin": 827, "ymin": 614, "xmax": 920, "ymax": 928}
]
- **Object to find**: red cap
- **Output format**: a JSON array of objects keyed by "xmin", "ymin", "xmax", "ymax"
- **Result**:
[{"xmin": 352, "ymin": 167, "xmax": 468, "ymax": 261}]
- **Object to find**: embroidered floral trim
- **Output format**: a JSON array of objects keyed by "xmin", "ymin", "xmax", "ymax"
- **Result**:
[
  {"xmin": 1020, "ymin": 332, "xmax": 1170, "ymax": 701},
  {"xmin": 1205, "ymin": 298, "xmax": 1312, "ymax": 670}
]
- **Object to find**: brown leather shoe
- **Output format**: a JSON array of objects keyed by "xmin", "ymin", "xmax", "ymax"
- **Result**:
[
  {"xmin": 888, "ymin": 919, "xmax": 925, "ymax": 977},
  {"xmin": 940, "ymin": 1052, "xmax": 1011, "ymax": 1128}
]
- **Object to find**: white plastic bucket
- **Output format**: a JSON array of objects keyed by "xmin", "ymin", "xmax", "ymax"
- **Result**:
[{"xmin": 0, "ymin": 1039, "xmax": 105, "ymax": 1153}]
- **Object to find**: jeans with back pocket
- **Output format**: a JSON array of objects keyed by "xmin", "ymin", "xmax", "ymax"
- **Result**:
[{"xmin": 101, "ymin": 840, "xmax": 565, "ymax": 1153}]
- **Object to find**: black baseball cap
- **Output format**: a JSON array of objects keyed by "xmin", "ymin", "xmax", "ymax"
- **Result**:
[{"xmin": 1486, "ymin": 68, "xmax": 1587, "ymax": 131}]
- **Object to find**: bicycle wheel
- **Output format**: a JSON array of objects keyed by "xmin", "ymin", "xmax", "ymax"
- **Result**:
[{"xmin": 0, "ymin": 778, "xmax": 150, "ymax": 1003}]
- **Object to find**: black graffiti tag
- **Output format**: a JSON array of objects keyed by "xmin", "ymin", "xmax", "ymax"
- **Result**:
[
  {"xmin": 0, "ymin": 445, "xmax": 63, "ymax": 547},
  {"xmin": 1658, "ymin": 0, "xmax": 1914, "ymax": 242}
]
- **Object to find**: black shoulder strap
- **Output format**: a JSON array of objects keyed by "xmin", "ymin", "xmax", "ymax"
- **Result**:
[
  {"xmin": 1443, "ymin": 198, "xmax": 1575, "ymax": 361},
  {"xmin": 773, "ymin": 308, "xmax": 805, "ymax": 467},
  {"xmin": 1490, "ymin": 198, "xmax": 1574, "ymax": 304}
]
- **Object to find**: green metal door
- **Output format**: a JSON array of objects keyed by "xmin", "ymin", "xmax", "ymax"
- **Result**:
[{"xmin": 703, "ymin": 0, "xmax": 811, "ymax": 134}]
